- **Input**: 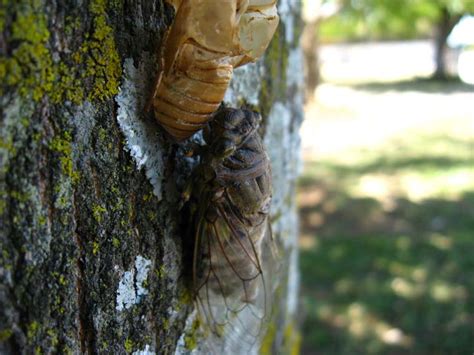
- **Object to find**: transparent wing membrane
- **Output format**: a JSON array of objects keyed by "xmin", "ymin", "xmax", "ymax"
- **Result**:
[{"xmin": 193, "ymin": 192, "xmax": 278, "ymax": 353}]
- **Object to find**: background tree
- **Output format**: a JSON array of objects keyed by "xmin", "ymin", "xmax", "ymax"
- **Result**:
[
  {"xmin": 301, "ymin": 0, "xmax": 340, "ymax": 99},
  {"xmin": 320, "ymin": 0, "xmax": 474, "ymax": 79},
  {"xmin": 0, "ymin": 0, "xmax": 303, "ymax": 353}
]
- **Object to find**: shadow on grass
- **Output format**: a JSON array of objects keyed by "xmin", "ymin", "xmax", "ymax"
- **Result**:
[
  {"xmin": 300, "ymin": 135, "xmax": 473, "ymax": 189},
  {"xmin": 299, "ymin": 173, "xmax": 474, "ymax": 354},
  {"xmin": 349, "ymin": 77, "xmax": 474, "ymax": 94},
  {"xmin": 299, "ymin": 156, "xmax": 471, "ymax": 188}
]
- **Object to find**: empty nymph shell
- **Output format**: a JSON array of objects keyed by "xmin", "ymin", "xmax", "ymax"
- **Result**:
[{"xmin": 151, "ymin": 0, "xmax": 279, "ymax": 140}]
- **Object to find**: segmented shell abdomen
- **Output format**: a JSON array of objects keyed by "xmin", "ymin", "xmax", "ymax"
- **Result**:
[{"xmin": 153, "ymin": 46, "xmax": 233, "ymax": 140}]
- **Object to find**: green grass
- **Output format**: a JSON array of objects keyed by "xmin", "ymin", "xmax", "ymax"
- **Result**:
[{"xmin": 298, "ymin": 81, "xmax": 474, "ymax": 355}]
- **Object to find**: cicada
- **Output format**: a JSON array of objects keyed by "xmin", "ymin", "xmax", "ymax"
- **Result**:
[
  {"xmin": 150, "ymin": 0, "xmax": 279, "ymax": 141},
  {"xmin": 184, "ymin": 108, "xmax": 279, "ymax": 352}
]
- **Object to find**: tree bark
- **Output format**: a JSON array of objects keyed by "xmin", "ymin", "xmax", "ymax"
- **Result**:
[{"xmin": 0, "ymin": 0, "xmax": 304, "ymax": 354}]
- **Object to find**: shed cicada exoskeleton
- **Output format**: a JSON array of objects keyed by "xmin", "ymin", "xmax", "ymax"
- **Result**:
[
  {"xmin": 184, "ymin": 108, "xmax": 279, "ymax": 351},
  {"xmin": 151, "ymin": 0, "xmax": 279, "ymax": 141}
]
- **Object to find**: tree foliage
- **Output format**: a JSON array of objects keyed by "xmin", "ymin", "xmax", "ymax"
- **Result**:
[{"xmin": 320, "ymin": 0, "xmax": 474, "ymax": 42}]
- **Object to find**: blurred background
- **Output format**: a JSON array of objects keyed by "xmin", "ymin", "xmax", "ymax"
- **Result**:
[{"xmin": 297, "ymin": 0, "xmax": 474, "ymax": 354}]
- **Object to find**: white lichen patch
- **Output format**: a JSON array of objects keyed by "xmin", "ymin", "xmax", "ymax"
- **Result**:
[
  {"xmin": 224, "ymin": 61, "xmax": 264, "ymax": 106},
  {"xmin": 264, "ymin": 103, "xmax": 293, "ymax": 217},
  {"xmin": 287, "ymin": 48, "xmax": 305, "ymax": 90},
  {"xmin": 116, "ymin": 255, "xmax": 152, "ymax": 311},
  {"xmin": 132, "ymin": 345, "xmax": 156, "ymax": 355},
  {"xmin": 135, "ymin": 255, "xmax": 152, "ymax": 299},
  {"xmin": 278, "ymin": 0, "xmax": 299, "ymax": 43},
  {"xmin": 116, "ymin": 56, "xmax": 165, "ymax": 199}
]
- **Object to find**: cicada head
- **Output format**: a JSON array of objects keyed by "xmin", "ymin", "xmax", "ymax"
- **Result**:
[{"xmin": 203, "ymin": 108, "xmax": 262, "ymax": 156}]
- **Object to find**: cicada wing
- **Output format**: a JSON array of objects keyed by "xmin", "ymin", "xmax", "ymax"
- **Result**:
[{"xmin": 193, "ymin": 202, "xmax": 280, "ymax": 353}]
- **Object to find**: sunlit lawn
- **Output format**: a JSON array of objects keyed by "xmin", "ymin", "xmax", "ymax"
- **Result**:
[{"xmin": 298, "ymin": 75, "xmax": 474, "ymax": 354}]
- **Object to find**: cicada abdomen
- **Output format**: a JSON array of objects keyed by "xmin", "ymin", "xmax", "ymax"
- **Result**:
[
  {"xmin": 151, "ymin": 0, "xmax": 279, "ymax": 141},
  {"xmin": 188, "ymin": 108, "xmax": 279, "ymax": 352}
]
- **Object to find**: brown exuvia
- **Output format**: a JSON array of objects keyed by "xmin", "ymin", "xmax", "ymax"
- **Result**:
[
  {"xmin": 184, "ymin": 108, "xmax": 278, "ymax": 349},
  {"xmin": 151, "ymin": 0, "xmax": 279, "ymax": 141}
]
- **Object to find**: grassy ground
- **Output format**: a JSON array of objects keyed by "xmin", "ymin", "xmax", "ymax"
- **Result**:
[{"xmin": 298, "ymin": 76, "xmax": 474, "ymax": 354}]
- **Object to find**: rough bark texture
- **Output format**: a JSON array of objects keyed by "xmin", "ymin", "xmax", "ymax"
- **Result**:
[{"xmin": 0, "ymin": 0, "xmax": 304, "ymax": 354}]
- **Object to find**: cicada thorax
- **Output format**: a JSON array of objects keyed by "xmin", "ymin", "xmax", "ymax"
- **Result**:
[
  {"xmin": 191, "ymin": 108, "xmax": 275, "ymax": 349},
  {"xmin": 152, "ymin": 43, "xmax": 236, "ymax": 141}
]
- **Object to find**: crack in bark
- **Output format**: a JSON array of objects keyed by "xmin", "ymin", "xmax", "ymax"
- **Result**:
[{"xmin": 72, "ymin": 191, "xmax": 96, "ymax": 354}]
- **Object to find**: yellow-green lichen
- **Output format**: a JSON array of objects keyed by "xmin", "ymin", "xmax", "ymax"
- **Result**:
[
  {"xmin": 52, "ymin": 293, "xmax": 65, "ymax": 315},
  {"xmin": 259, "ymin": 318, "xmax": 277, "ymax": 355},
  {"xmin": 178, "ymin": 289, "xmax": 192, "ymax": 306},
  {"xmin": 9, "ymin": 190, "xmax": 31, "ymax": 203},
  {"xmin": 81, "ymin": 0, "xmax": 121, "ymax": 101},
  {"xmin": 183, "ymin": 318, "xmax": 200, "ymax": 351},
  {"xmin": 98, "ymin": 128, "xmax": 108, "ymax": 142},
  {"xmin": 0, "ymin": 0, "xmax": 7, "ymax": 32},
  {"xmin": 46, "ymin": 328, "xmax": 59, "ymax": 348},
  {"xmin": 112, "ymin": 196, "xmax": 124, "ymax": 212},
  {"xmin": 4, "ymin": 3, "xmax": 54, "ymax": 101},
  {"xmin": 155, "ymin": 264, "xmax": 166, "ymax": 279},
  {"xmin": 92, "ymin": 241, "xmax": 100, "ymax": 255},
  {"xmin": 112, "ymin": 237, "xmax": 120, "ymax": 247},
  {"xmin": 51, "ymin": 271, "xmax": 67, "ymax": 286},
  {"xmin": 100, "ymin": 341, "xmax": 109, "ymax": 351},
  {"xmin": 283, "ymin": 321, "xmax": 301, "ymax": 355},
  {"xmin": 142, "ymin": 192, "xmax": 154, "ymax": 202},
  {"xmin": 38, "ymin": 214, "xmax": 47, "ymax": 226},
  {"xmin": 162, "ymin": 318, "xmax": 170, "ymax": 331},
  {"xmin": 27, "ymin": 320, "xmax": 40, "ymax": 340},
  {"xmin": 0, "ymin": 137, "xmax": 16, "ymax": 156},
  {"xmin": 49, "ymin": 132, "xmax": 80, "ymax": 184},
  {"xmin": 146, "ymin": 210, "xmax": 158, "ymax": 222},
  {"xmin": 92, "ymin": 203, "xmax": 107, "ymax": 223},
  {"xmin": 124, "ymin": 338, "xmax": 133, "ymax": 353},
  {"xmin": 0, "ymin": 328, "xmax": 13, "ymax": 341},
  {"xmin": 0, "ymin": 0, "xmax": 121, "ymax": 103}
]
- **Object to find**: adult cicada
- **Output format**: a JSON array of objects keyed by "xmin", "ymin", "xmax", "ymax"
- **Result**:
[{"xmin": 184, "ymin": 108, "xmax": 279, "ymax": 352}]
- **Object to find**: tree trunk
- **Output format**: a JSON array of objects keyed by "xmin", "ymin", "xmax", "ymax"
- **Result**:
[
  {"xmin": 433, "ymin": 7, "xmax": 460, "ymax": 79},
  {"xmin": 301, "ymin": 19, "xmax": 320, "ymax": 100},
  {"xmin": 0, "ymin": 0, "xmax": 304, "ymax": 354}
]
